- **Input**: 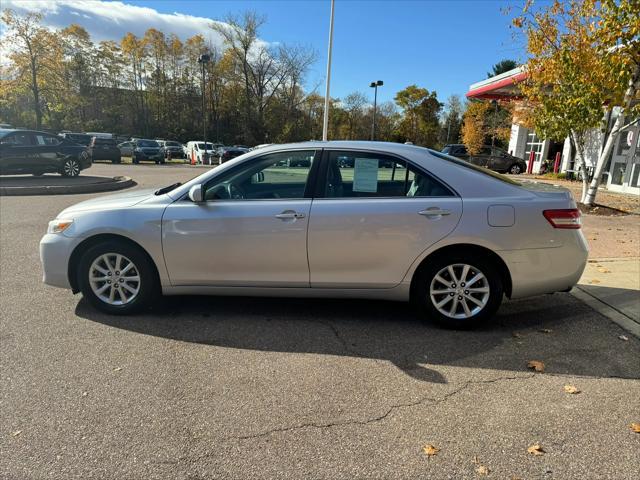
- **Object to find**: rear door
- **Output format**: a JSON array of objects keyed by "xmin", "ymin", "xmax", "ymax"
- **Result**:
[
  {"xmin": 33, "ymin": 133, "xmax": 64, "ymax": 170},
  {"xmin": 0, "ymin": 132, "xmax": 39, "ymax": 173},
  {"xmin": 307, "ymin": 150, "xmax": 462, "ymax": 288}
]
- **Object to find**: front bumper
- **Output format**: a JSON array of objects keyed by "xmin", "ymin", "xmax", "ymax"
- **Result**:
[
  {"xmin": 500, "ymin": 230, "xmax": 589, "ymax": 299},
  {"xmin": 135, "ymin": 151, "xmax": 162, "ymax": 161},
  {"xmin": 40, "ymin": 233, "xmax": 78, "ymax": 289}
]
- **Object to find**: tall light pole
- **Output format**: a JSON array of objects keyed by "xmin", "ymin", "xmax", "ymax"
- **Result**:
[
  {"xmin": 322, "ymin": 0, "xmax": 335, "ymax": 141},
  {"xmin": 369, "ymin": 80, "xmax": 383, "ymax": 141},
  {"xmin": 198, "ymin": 53, "xmax": 211, "ymax": 163}
]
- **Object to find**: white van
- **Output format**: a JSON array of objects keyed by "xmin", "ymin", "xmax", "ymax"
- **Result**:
[{"xmin": 185, "ymin": 141, "xmax": 220, "ymax": 165}]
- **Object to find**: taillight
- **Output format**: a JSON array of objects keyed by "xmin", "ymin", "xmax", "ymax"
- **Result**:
[{"xmin": 543, "ymin": 209, "xmax": 581, "ymax": 229}]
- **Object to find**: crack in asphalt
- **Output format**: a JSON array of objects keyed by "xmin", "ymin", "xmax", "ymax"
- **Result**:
[{"xmin": 224, "ymin": 373, "xmax": 537, "ymax": 442}]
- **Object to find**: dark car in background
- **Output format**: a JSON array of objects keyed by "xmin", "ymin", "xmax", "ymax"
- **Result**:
[
  {"xmin": 132, "ymin": 139, "xmax": 163, "ymax": 164},
  {"xmin": 58, "ymin": 132, "xmax": 92, "ymax": 147},
  {"xmin": 0, "ymin": 129, "xmax": 91, "ymax": 177},
  {"xmin": 89, "ymin": 137, "xmax": 121, "ymax": 163},
  {"xmin": 442, "ymin": 144, "xmax": 526, "ymax": 174},
  {"xmin": 218, "ymin": 146, "xmax": 249, "ymax": 163},
  {"xmin": 158, "ymin": 140, "xmax": 184, "ymax": 159}
]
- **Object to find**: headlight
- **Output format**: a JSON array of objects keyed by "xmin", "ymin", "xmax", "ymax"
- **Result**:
[{"xmin": 48, "ymin": 219, "xmax": 74, "ymax": 234}]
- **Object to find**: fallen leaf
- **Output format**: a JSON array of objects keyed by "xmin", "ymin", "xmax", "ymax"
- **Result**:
[
  {"xmin": 82, "ymin": 391, "xmax": 88, "ymax": 397},
  {"xmin": 113, "ymin": 367, "xmax": 122, "ymax": 372},
  {"xmin": 11, "ymin": 430, "xmax": 21, "ymax": 437},
  {"xmin": 539, "ymin": 328, "xmax": 553, "ymax": 334},
  {"xmin": 630, "ymin": 423, "xmax": 640, "ymax": 433},
  {"xmin": 527, "ymin": 443, "xmax": 545, "ymax": 455},
  {"xmin": 589, "ymin": 279, "xmax": 601, "ymax": 284},
  {"xmin": 422, "ymin": 444, "xmax": 440, "ymax": 456},
  {"xmin": 619, "ymin": 335, "xmax": 629, "ymax": 341},
  {"xmin": 596, "ymin": 268, "xmax": 611, "ymax": 273},
  {"xmin": 564, "ymin": 385, "xmax": 580, "ymax": 394},
  {"xmin": 476, "ymin": 465, "xmax": 490, "ymax": 475},
  {"xmin": 527, "ymin": 360, "xmax": 545, "ymax": 373}
]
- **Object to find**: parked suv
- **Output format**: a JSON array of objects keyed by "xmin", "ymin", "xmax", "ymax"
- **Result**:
[
  {"xmin": 89, "ymin": 137, "xmax": 121, "ymax": 163},
  {"xmin": 442, "ymin": 144, "xmax": 526, "ymax": 174},
  {"xmin": 132, "ymin": 139, "xmax": 163, "ymax": 164},
  {"xmin": 158, "ymin": 140, "xmax": 184, "ymax": 160},
  {"xmin": 59, "ymin": 132, "xmax": 92, "ymax": 147},
  {"xmin": 0, "ymin": 129, "xmax": 91, "ymax": 176}
]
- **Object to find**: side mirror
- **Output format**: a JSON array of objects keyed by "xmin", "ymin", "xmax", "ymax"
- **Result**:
[{"xmin": 188, "ymin": 184, "xmax": 204, "ymax": 203}]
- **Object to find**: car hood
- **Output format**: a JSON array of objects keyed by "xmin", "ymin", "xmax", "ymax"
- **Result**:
[{"xmin": 59, "ymin": 188, "xmax": 157, "ymax": 215}]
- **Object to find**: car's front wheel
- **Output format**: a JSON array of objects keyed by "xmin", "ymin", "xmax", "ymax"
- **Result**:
[
  {"xmin": 509, "ymin": 163, "xmax": 523, "ymax": 174},
  {"xmin": 78, "ymin": 240, "xmax": 158, "ymax": 315},
  {"xmin": 413, "ymin": 254, "xmax": 503, "ymax": 329},
  {"xmin": 61, "ymin": 157, "xmax": 81, "ymax": 177}
]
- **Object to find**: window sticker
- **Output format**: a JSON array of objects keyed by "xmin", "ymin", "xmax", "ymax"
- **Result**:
[{"xmin": 352, "ymin": 158, "xmax": 379, "ymax": 192}]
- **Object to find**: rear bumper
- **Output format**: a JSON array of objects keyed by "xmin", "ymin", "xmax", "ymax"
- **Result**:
[{"xmin": 499, "ymin": 231, "xmax": 589, "ymax": 299}]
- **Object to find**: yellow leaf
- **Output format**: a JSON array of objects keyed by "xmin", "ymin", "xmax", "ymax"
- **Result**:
[
  {"xmin": 564, "ymin": 385, "xmax": 580, "ymax": 394},
  {"xmin": 619, "ymin": 335, "xmax": 629, "ymax": 341},
  {"xmin": 476, "ymin": 465, "xmax": 490, "ymax": 475},
  {"xmin": 630, "ymin": 423, "xmax": 640, "ymax": 433},
  {"xmin": 596, "ymin": 268, "xmax": 611, "ymax": 273},
  {"xmin": 422, "ymin": 444, "xmax": 440, "ymax": 456},
  {"xmin": 11, "ymin": 430, "xmax": 21, "ymax": 437},
  {"xmin": 589, "ymin": 279, "xmax": 601, "ymax": 284},
  {"xmin": 527, "ymin": 443, "xmax": 545, "ymax": 455},
  {"xmin": 527, "ymin": 360, "xmax": 545, "ymax": 373},
  {"xmin": 113, "ymin": 367, "xmax": 122, "ymax": 372}
]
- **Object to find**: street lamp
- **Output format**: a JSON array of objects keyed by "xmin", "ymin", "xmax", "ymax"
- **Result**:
[
  {"xmin": 198, "ymin": 53, "xmax": 211, "ymax": 163},
  {"xmin": 369, "ymin": 80, "xmax": 383, "ymax": 141}
]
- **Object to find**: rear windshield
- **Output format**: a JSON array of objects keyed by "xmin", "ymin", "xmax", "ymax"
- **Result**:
[
  {"xmin": 94, "ymin": 138, "xmax": 117, "ymax": 145},
  {"xmin": 138, "ymin": 140, "xmax": 159, "ymax": 147},
  {"xmin": 428, "ymin": 149, "xmax": 522, "ymax": 186}
]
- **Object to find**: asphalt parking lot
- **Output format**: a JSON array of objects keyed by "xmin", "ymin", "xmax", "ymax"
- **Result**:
[{"xmin": 1, "ymin": 163, "xmax": 639, "ymax": 479}]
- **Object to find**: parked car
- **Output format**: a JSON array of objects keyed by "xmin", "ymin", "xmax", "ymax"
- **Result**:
[
  {"xmin": 442, "ymin": 144, "xmax": 527, "ymax": 174},
  {"xmin": 89, "ymin": 137, "xmax": 121, "ymax": 163},
  {"xmin": 39, "ymin": 141, "xmax": 587, "ymax": 328},
  {"xmin": 118, "ymin": 141, "xmax": 134, "ymax": 157},
  {"xmin": 185, "ymin": 141, "xmax": 218, "ymax": 165},
  {"xmin": 218, "ymin": 146, "xmax": 249, "ymax": 163},
  {"xmin": 59, "ymin": 132, "xmax": 92, "ymax": 147},
  {"xmin": 132, "ymin": 139, "xmax": 163, "ymax": 164},
  {"xmin": 1, "ymin": 128, "xmax": 91, "ymax": 177},
  {"xmin": 251, "ymin": 143, "xmax": 273, "ymax": 151},
  {"xmin": 157, "ymin": 140, "xmax": 184, "ymax": 159}
]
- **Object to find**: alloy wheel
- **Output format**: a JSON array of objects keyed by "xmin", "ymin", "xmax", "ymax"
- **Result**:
[
  {"xmin": 89, "ymin": 253, "xmax": 141, "ymax": 306},
  {"xmin": 429, "ymin": 263, "xmax": 490, "ymax": 319},
  {"xmin": 510, "ymin": 164, "xmax": 522, "ymax": 174},
  {"xmin": 63, "ymin": 159, "xmax": 80, "ymax": 176}
]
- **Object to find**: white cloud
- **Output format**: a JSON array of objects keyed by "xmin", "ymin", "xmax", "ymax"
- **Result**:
[{"xmin": 1, "ymin": 0, "xmax": 226, "ymax": 48}]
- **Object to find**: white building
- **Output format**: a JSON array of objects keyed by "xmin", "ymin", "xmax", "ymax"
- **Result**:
[{"xmin": 466, "ymin": 67, "xmax": 639, "ymax": 195}]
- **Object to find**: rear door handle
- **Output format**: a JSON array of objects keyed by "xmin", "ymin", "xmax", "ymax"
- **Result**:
[
  {"xmin": 275, "ymin": 211, "xmax": 306, "ymax": 220},
  {"xmin": 418, "ymin": 208, "xmax": 451, "ymax": 217}
]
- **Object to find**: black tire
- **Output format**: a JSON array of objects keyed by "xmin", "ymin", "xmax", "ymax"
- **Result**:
[
  {"xmin": 132, "ymin": 156, "xmax": 139, "ymax": 164},
  {"xmin": 61, "ymin": 157, "xmax": 81, "ymax": 177},
  {"xmin": 112, "ymin": 157, "xmax": 121, "ymax": 164},
  {"xmin": 509, "ymin": 163, "xmax": 523, "ymax": 175},
  {"xmin": 77, "ymin": 240, "xmax": 159, "ymax": 315},
  {"xmin": 412, "ymin": 253, "xmax": 503, "ymax": 329}
]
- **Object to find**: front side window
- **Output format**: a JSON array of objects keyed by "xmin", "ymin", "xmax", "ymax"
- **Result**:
[
  {"xmin": 35, "ymin": 134, "xmax": 60, "ymax": 146},
  {"xmin": 204, "ymin": 150, "xmax": 316, "ymax": 201},
  {"xmin": 323, "ymin": 151, "xmax": 453, "ymax": 198}
]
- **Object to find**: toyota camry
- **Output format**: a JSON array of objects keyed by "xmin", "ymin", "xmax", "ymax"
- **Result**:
[{"xmin": 40, "ymin": 142, "xmax": 588, "ymax": 328}]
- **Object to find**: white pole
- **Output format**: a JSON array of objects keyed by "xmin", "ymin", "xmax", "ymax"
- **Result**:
[{"xmin": 322, "ymin": 0, "xmax": 335, "ymax": 141}]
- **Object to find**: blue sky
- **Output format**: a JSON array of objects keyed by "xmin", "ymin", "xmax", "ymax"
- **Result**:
[
  {"xmin": 138, "ymin": 0, "xmax": 525, "ymax": 104},
  {"xmin": 3, "ymin": 0, "xmax": 527, "ymax": 105}
]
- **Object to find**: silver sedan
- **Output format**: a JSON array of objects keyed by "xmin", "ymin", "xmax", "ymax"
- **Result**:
[{"xmin": 40, "ymin": 141, "xmax": 588, "ymax": 328}]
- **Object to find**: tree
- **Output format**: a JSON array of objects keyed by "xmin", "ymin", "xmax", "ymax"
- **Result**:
[
  {"xmin": 461, "ymin": 101, "xmax": 490, "ymax": 154},
  {"xmin": 394, "ymin": 85, "xmax": 442, "ymax": 146},
  {"xmin": 439, "ymin": 94, "xmax": 465, "ymax": 146},
  {"xmin": 514, "ymin": 0, "xmax": 640, "ymax": 205},
  {"xmin": 487, "ymin": 59, "xmax": 518, "ymax": 78}
]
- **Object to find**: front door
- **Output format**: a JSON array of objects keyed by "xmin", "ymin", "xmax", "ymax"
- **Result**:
[
  {"xmin": 0, "ymin": 131, "xmax": 41, "ymax": 174},
  {"xmin": 308, "ymin": 150, "xmax": 462, "ymax": 288},
  {"xmin": 162, "ymin": 149, "xmax": 318, "ymax": 287}
]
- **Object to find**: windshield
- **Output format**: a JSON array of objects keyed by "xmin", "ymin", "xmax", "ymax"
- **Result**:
[
  {"xmin": 138, "ymin": 140, "xmax": 159, "ymax": 148},
  {"xmin": 441, "ymin": 146, "xmax": 452, "ymax": 154},
  {"xmin": 428, "ymin": 149, "xmax": 522, "ymax": 186},
  {"xmin": 166, "ymin": 141, "xmax": 181, "ymax": 147},
  {"xmin": 197, "ymin": 143, "xmax": 214, "ymax": 150}
]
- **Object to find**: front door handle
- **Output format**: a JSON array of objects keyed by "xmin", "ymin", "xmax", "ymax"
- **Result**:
[
  {"xmin": 418, "ymin": 208, "xmax": 451, "ymax": 217},
  {"xmin": 275, "ymin": 211, "xmax": 306, "ymax": 220}
]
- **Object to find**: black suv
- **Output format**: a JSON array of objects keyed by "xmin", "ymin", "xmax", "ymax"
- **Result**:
[
  {"xmin": 89, "ymin": 137, "xmax": 121, "ymax": 163},
  {"xmin": 0, "ymin": 129, "xmax": 91, "ymax": 176},
  {"xmin": 132, "ymin": 139, "xmax": 163, "ymax": 164},
  {"xmin": 442, "ymin": 144, "xmax": 526, "ymax": 174}
]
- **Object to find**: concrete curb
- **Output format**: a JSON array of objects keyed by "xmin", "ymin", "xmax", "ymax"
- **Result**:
[
  {"xmin": 0, "ymin": 176, "xmax": 136, "ymax": 196},
  {"xmin": 571, "ymin": 287, "xmax": 640, "ymax": 338}
]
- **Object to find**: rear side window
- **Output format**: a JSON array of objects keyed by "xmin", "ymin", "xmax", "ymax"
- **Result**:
[
  {"xmin": 1, "ymin": 132, "xmax": 33, "ymax": 146},
  {"xmin": 35, "ymin": 134, "xmax": 60, "ymax": 146},
  {"xmin": 322, "ymin": 151, "xmax": 454, "ymax": 198},
  {"xmin": 94, "ymin": 138, "xmax": 116, "ymax": 146},
  {"xmin": 428, "ymin": 149, "xmax": 522, "ymax": 186}
]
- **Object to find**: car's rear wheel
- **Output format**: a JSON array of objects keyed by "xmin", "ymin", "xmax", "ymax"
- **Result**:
[
  {"xmin": 78, "ymin": 240, "xmax": 158, "ymax": 315},
  {"xmin": 509, "ymin": 163, "xmax": 523, "ymax": 174},
  {"xmin": 413, "ymin": 254, "xmax": 503, "ymax": 329},
  {"xmin": 61, "ymin": 158, "xmax": 80, "ymax": 177}
]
